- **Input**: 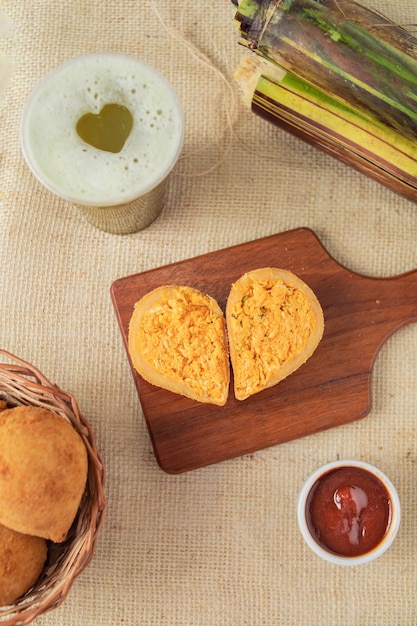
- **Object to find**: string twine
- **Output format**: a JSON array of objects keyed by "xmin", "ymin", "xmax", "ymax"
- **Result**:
[{"xmin": 149, "ymin": 0, "xmax": 244, "ymax": 178}]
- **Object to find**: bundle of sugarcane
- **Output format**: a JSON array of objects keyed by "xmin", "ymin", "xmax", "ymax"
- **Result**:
[{"xmin": 233, "ymin": 0, "xmax": 417, "ymax": 202}]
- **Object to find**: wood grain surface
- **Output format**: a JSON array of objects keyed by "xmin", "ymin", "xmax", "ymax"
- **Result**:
[{"xmin": 110, "ymin": 228, "xmax": 417, "ymax": 473}]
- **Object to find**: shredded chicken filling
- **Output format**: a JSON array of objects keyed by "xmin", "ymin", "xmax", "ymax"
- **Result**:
[
  {"xmin": 136, "ymin": 289, "xmax": 228, "ymax": 400},
  {"xmin": 229, "ymin": 278, "xmax": 316, "ymax": 396}
]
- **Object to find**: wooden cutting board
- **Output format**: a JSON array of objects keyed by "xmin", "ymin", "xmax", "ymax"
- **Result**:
[{"xmin": 110, "ymin": 228, "xmax": 417, "ymax": 473}]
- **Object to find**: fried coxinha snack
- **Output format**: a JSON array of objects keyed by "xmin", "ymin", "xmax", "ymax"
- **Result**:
[
  {"xmin": 128, "ymin": 272, "xmax": 324, "ymax": 404},
  {"xmin": 0, "ymin": 522, "xmax": 47, "ymax": 606},
  {"xmin": 226, "ymin": 268, "xmax": 324, "ymax": 401},
  {"xmin": 0, "ymin": 406, "xmax": 88, "ymax": 543},
  {"xmin": 128, "ymin": 285, "xmax": 230, "ymax": 406}
]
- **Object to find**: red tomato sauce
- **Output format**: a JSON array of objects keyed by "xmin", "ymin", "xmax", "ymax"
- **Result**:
[{"xmin": 306, "ymin": 466, "xmax": 392, "ymax": 557}]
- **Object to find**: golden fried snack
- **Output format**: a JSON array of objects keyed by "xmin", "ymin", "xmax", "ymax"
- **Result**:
[
  {"xmin": 0, "ymin": 522, "xmax": 47, "ymax": 606},
  {"xmin": 226, "ymin": 268, "xmax": 324, "ymax": 400},
  {"xmin": 0, "ymin": 400, "xmax": 7, "ymax": 412},
  {"xmin": 0, "ymin": 406, "xmax": 88, "ymax": 542},
  {"xmin": 128, "ymin": 285, "xmax": 230, "ymax": 406}
]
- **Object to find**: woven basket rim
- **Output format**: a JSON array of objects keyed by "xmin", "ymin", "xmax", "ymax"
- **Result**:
[{"xmin": 0, "ymin": 350, "xmax": 107, "ymax": 625}]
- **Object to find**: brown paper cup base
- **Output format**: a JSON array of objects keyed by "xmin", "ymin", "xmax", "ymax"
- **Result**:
[{"xmin": 75, "ymin": 178, "xmax": 167, "ymax": 235}]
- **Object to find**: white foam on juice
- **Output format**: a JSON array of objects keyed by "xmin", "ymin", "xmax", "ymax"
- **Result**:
[{"xmin": 20, "ymin": 54, "xmax": 184, "ymax": 206}]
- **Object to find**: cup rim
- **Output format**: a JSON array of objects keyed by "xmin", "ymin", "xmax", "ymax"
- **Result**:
[
  {"xmin": 297, "ymin": 459, "xmax": 401, "ymax": 566},
  {"xmin": 20, "ymin": 52, "xmax": 185, "ymax": 207}
]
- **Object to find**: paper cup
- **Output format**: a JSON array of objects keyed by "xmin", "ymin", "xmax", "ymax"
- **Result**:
[
  {"xmin": 297, "ymin": 460, "xmax": 401, "ymax": 566},
  {"xmin": 20, "ymin": 53, "xmax": 184, "ymax": 235}
]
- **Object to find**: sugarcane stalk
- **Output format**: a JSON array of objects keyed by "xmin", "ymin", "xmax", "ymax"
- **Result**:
[
  {"xmin": 234, "ymin": 0, "xmax": 417, "ymax": 143},
  {"xmin": 234, "ymin": 55, "xmax": 417, "ymax": 201}
]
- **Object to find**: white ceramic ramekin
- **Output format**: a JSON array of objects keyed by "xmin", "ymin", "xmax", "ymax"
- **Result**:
[{"xmin": 297, "ymin": 459, "xmax": 401, "ymax": 566}]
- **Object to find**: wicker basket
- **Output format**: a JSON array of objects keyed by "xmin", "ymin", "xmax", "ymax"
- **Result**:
[{"xmin": 0, "ymin": 350, "xmax": 107, "ymax": 625}]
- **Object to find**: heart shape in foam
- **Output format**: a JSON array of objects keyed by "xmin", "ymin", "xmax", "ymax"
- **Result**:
[{"xmin": 76, "ymin": 103, "xmax": 133, "ymax": 153}]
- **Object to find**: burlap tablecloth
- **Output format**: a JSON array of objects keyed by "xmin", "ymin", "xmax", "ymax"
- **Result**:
[{"xmin": 1, "ymin": 1, "xmax": 416, "ymax": 624}]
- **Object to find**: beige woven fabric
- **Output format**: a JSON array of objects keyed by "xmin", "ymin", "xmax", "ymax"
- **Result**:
[{"xmin": 1, "ymin": 1, "xmax": 417, "ymax": 624}]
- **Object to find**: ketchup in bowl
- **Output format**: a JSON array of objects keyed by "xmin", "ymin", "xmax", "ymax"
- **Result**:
[
  {"xmin": 297, "ymin": 461, "xmax": 401, "ymax": 565},
  {"xmin": 306, "ymin": 466, "xmax": 391, "ymax": 556}
]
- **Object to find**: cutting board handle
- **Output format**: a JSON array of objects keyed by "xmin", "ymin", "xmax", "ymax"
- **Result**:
[
  {"xmin": 399, "ymin": 270, "xmax": 417, "ymax": 308},
  {"xmin": 403, "ymin": 267, "xmax": 417, "ymax": 294},
  {"xmin": 314, "ymin": 234, "xmax": 417, "ymax": 367},
  {"xmin": 367, "ymin": 267, "xmax": 417, "ymax": 335}
]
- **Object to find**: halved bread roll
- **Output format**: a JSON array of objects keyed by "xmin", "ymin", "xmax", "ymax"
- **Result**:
[
  {"xmin": 226, "ymin": 268, "xmax": 324, "ymax": 400},
  {"xmin": 128, "ymin": 285, "xmax": 230, "ymax": 406}
]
